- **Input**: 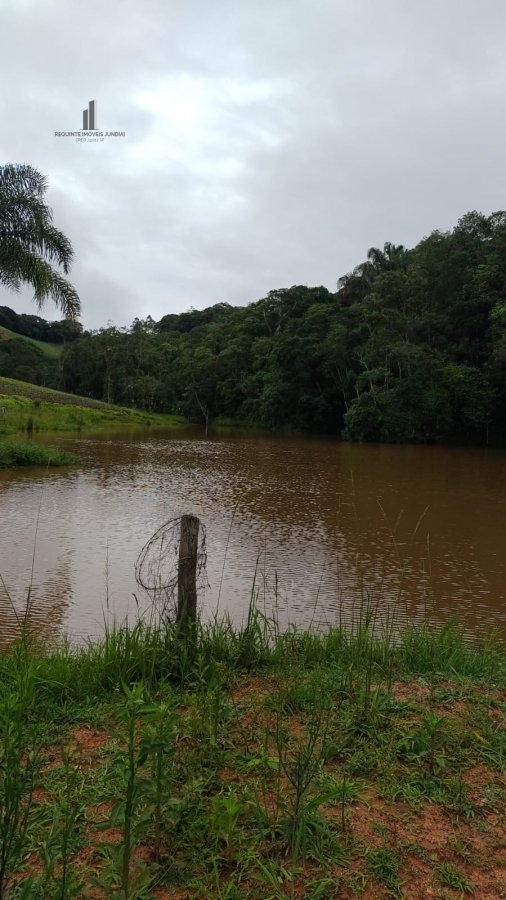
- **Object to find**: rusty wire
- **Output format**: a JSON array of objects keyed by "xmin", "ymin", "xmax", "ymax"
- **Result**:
[{"xmin": 134, "ymin": 515, "xmax": 207, "ymax": 623}]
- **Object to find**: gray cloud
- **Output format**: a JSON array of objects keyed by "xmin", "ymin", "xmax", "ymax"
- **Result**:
[{"xmin": 1, "ymin": 0, "xmax": 506, "ymax": 328}]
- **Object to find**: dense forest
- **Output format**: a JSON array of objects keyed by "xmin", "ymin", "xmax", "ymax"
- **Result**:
[{"xmin": 2, "ymin": 210, "xmax": 506, "ymax": 443}]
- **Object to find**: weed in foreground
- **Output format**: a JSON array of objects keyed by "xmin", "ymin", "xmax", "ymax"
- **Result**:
[
  {"xmin": 36, "ymin": 746, "xmax": 86, "ymax": 898},
  {"xmin": 366, "ymin": 845, "xmax": 403, "ymax": 896},
  {"xmin": 435, "ymin": 861, "xmax": 475, "ymax": 894},
  {"xmin": 0, "ymin": 647, "xmax": 43, "ymax": 899},
  {"xmin": 94, "ymin": 682, "xmax": 154, "ymax": 898},
  {"xmin": 273, "ymin": 693, "xmax": 331, "ymax": 861}
]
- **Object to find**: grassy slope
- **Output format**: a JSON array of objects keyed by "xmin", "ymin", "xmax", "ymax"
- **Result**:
[
  {"xmin": 0, "ymin": 618, "xmax": 504, "ymax": 898},
  {"xmin": 0, "ymin": 375, "xmax": 121, "ymax": 408},
  {"xmin": 0, "ymin": 325, "xmax": 63, "ymax": 359},
  {"xmin": 0, "ymin": 376, "xmax": 186, "ymax": 435}
]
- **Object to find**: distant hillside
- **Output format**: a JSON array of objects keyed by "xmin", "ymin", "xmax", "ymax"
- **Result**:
[
  {"xmin": 0, "ymin": 306, "xmax": 83, "ymax": 344},
  {"xmin": 0, "ymin": 375, "xmax": 116, "ymax": 408},
  {"xmin": 0, "ymin": 325, "xmax": 61, "ymax": 386},
  {"xmin": 0, "ymin": 376, "xmax": 187, "ymax": 434},
  {"xmin": 0, "ymin": 325, "xmax": 63, "ymax": 359},
  {"xmin": 0, "ymin": 306, "xmax": 84, "ymax": 388}
]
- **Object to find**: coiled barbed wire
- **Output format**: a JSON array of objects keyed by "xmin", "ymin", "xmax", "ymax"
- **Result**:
[{"xmin": 135, "ymin": 515, "xmax": 207, "ymax": 622}]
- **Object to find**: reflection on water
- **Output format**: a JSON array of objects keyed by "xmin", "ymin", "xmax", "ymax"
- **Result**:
[{"xmin": 0, "ymin": 430, "xmax": 505, "ymax": 647}]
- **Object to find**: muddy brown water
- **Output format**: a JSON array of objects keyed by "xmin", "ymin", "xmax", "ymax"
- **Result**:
[{"xmin": 1, "ymin": 428, "xmax": 505, "ymax": 647}]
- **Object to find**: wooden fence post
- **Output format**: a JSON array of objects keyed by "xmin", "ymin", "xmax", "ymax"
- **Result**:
[{"xmin": 176, "ymin": 514, "xmax": 200, "ymax": 630}]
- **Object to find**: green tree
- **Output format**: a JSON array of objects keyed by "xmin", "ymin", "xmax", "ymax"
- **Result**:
[{"xmin": 0, "ymin": 164, "xmax": 80, "ymax": 319}]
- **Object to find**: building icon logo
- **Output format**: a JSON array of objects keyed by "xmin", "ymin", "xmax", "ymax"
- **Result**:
[
  {"xmin": 82, "ymin": 100, "xmax": 97, "ymax": 131},
  {"xmin": 54, "ymin": 99, "xmax": 125, "ymax": 142}
]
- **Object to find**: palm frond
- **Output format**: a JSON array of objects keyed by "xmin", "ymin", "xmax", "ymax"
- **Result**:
[
  {"xmin": 0, "ymin": 240, "xmax": 81, "ymax": 319},
  {"xmin": 0, "ymin": 164, "xmax": 47, "ymax": 197},
  {"xmin": 0, "ymin": 163, "xmax": 81, "ymax": 319}
]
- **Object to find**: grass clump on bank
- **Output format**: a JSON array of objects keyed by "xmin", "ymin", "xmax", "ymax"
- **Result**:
[
  {"xmin": 0, "ymin": 439, "xmax": 78, "ymax": 468},
  {"xmin": 0, "ymin": 615, "xmax": 504, "ymax": 898}
]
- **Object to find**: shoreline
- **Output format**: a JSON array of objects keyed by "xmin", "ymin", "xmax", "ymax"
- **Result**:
[{"xmin": 0, "ymin": 376, "xmax": 187, "ymax": 466}]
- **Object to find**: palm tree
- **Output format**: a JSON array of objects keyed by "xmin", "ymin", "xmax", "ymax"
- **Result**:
[
  {"xmin": 361, "ymin": 242, "xmax": 408, "ymax": 278},
  {"xmin": 338, "ymin": 243, "xmax": 408, "ymax": 303},
  {"xmin": 0, "ymin": 163, "xmax": 81, "ymax": 319}
]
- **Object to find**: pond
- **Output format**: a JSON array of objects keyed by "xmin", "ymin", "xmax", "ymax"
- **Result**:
[{"xmin": 1, "ymin": 429, "xmax": 505, "ymax": 646}]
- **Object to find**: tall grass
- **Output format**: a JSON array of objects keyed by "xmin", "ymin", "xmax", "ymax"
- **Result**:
[
  {"xmin": 0, "ymin": 638, "xmax": 43, "ymax": 897},
  {"xmin": 1, "ymin": 612, "xmax": 504, "ymax": 725}
]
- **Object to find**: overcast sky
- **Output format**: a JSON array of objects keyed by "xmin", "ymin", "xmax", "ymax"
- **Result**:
[{"xmin": 1, "ymin": 0, "xmax": 506, "ymax": 330}]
